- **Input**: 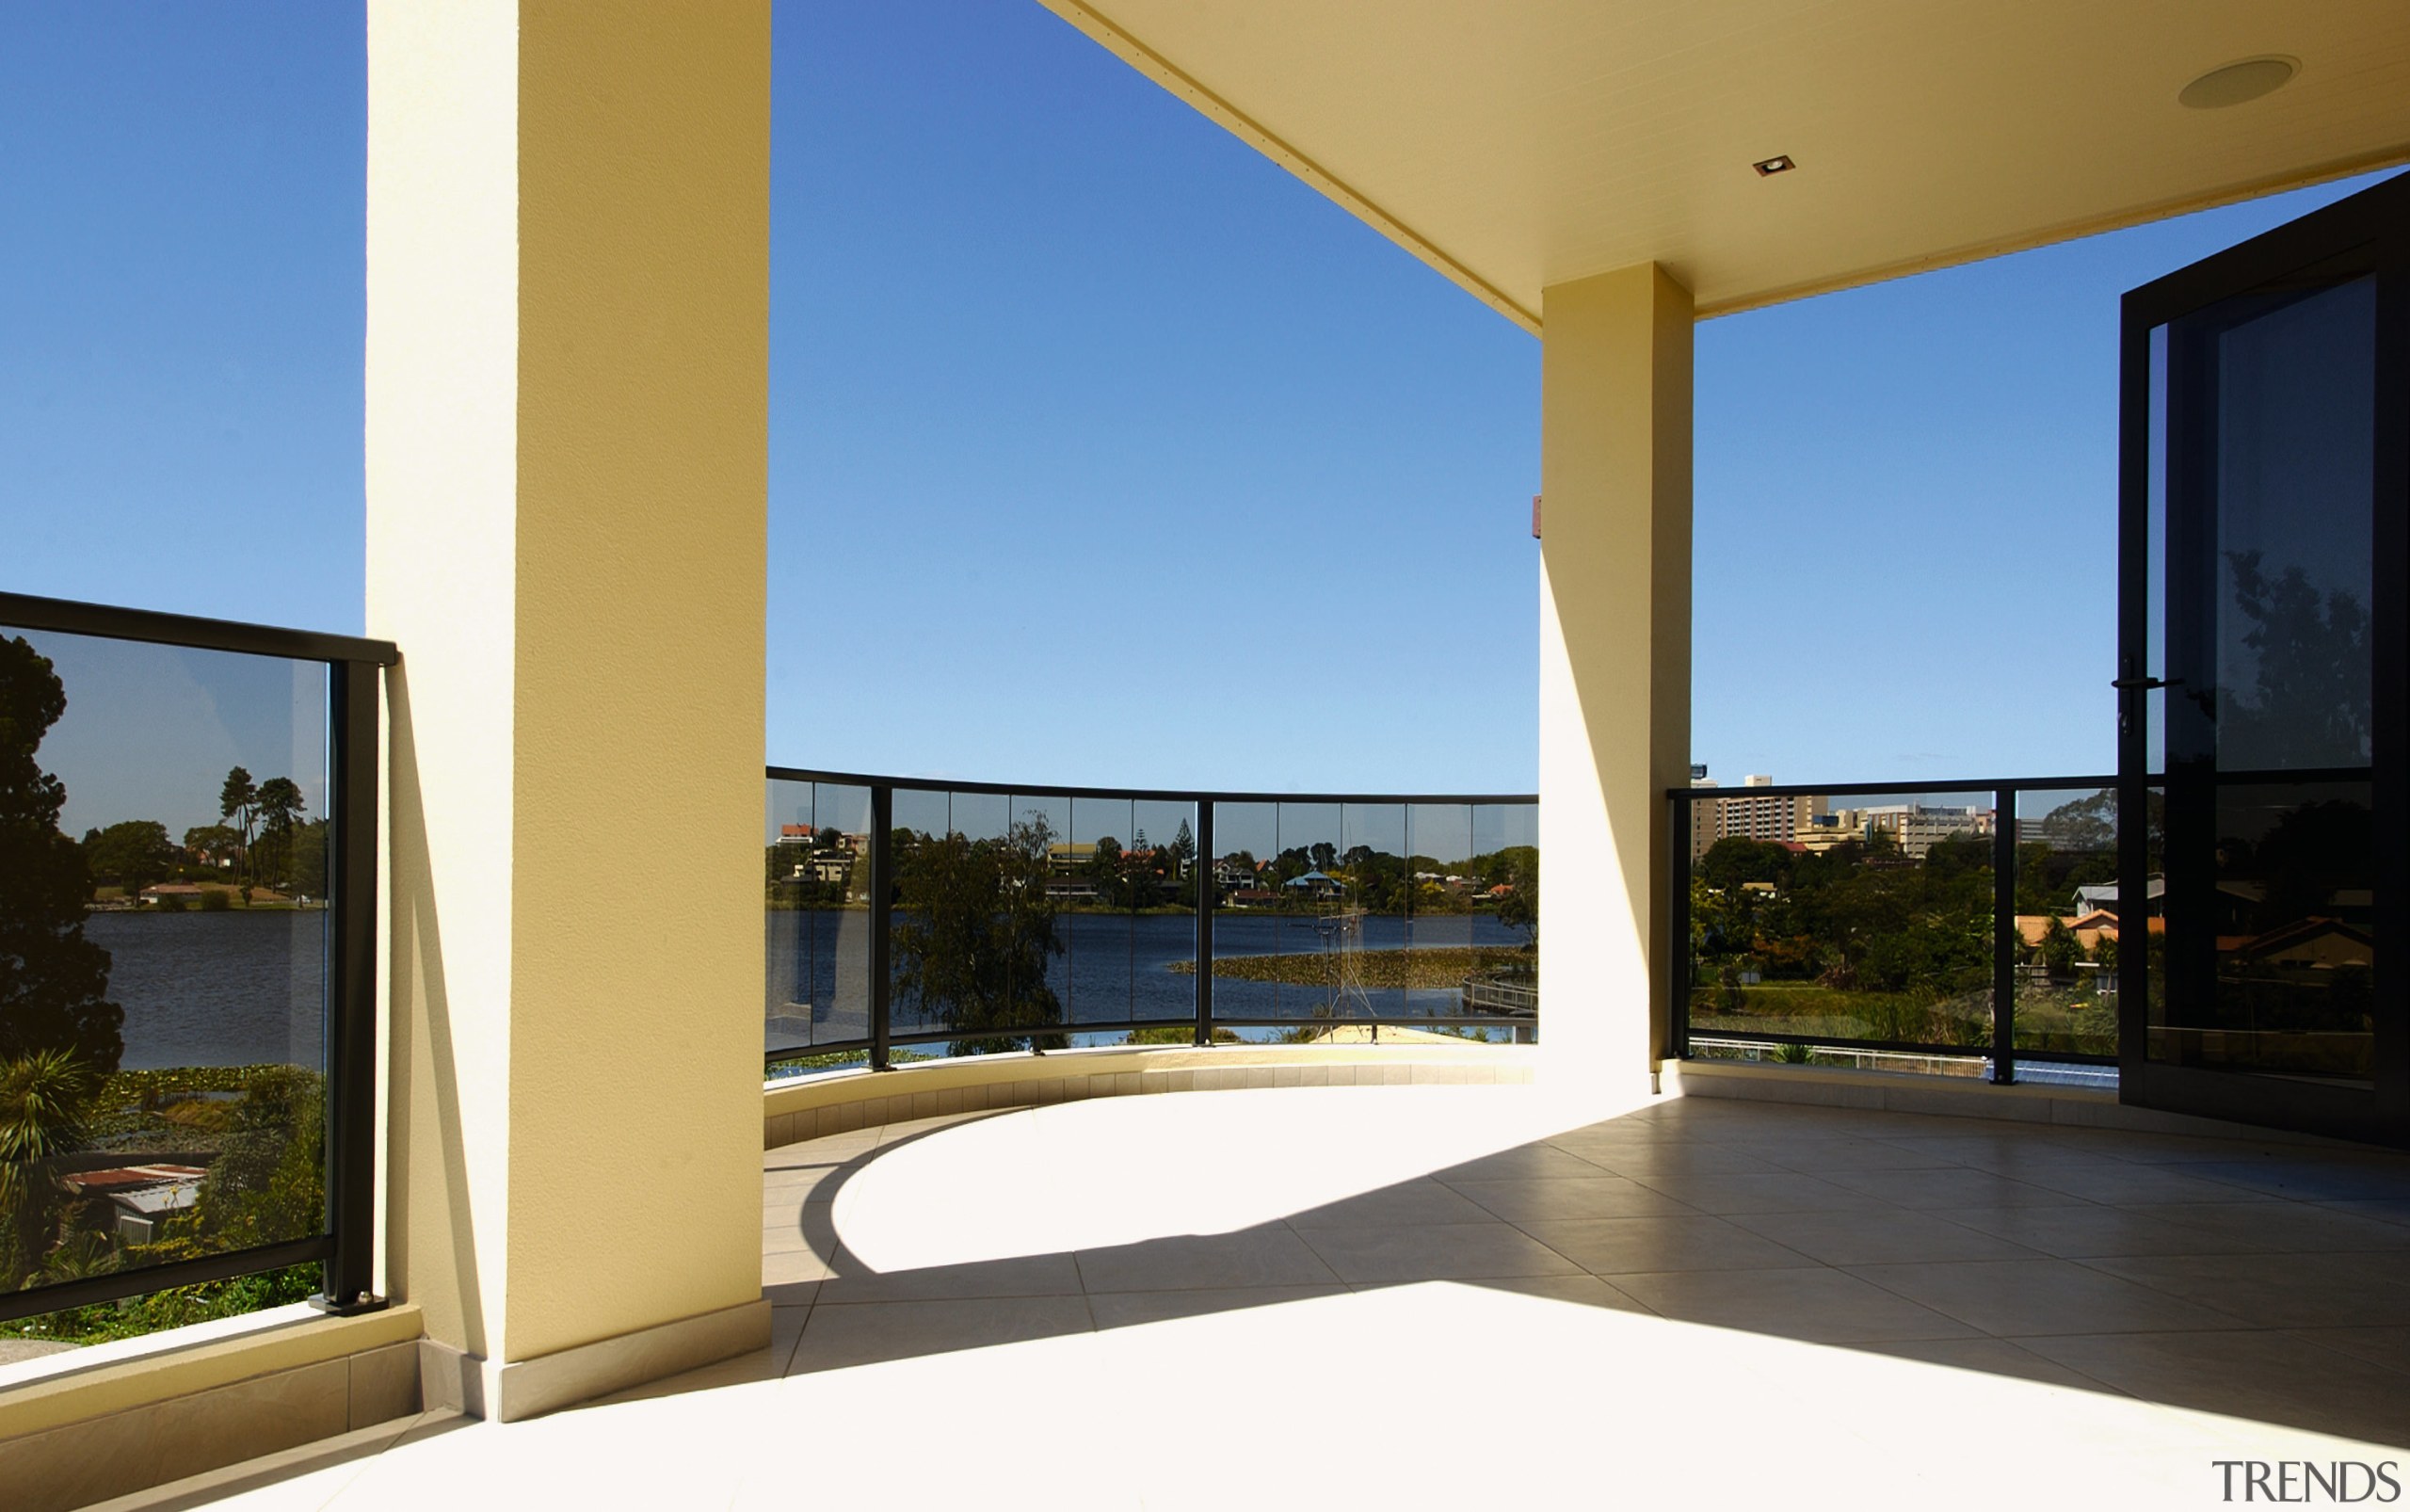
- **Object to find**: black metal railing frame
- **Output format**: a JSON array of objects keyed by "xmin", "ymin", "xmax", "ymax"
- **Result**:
[
  {"xmin": 1666, "ymin": 773, "xmax": 2130, "ymax": 1083},
  {"xmin": 764, "ymin": 765, "xmax": 1540, "ymax": 1072},
  {"xmin": 0, "ymin": 590, "xmax": 395, "ymax": 1325}
]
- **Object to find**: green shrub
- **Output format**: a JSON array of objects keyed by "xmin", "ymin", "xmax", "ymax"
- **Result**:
[
  {"xmin": 1122, "ymin": 1025, "xmax": 1241, "ymax": 1046},
  {"xmin": 0, "ymin": 1263, "xmax": 321, "ymax": 1348}
]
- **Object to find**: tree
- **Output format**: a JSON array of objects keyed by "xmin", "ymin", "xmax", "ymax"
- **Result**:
[
  {"xmin": 2220, "ymin": 549, "xmax": 2371, "ymax": 769},
  {"xmin": 82, "ymin": 820, "xmax": 178, "ymax": 896},
  {"xmin": 249, "ymin": 777, "xmax": 307, "ymax": 890},
  {"xmin": 1700, "ymin": 836, "xmax": 1791, "ymax": 893},
  {"xmin": 2254, "ymin": 797, "xmax": 2374, "ymax": 933},
  {"xmin": 1495, "ymin": 852, "xmax": 1538, "ymax": 947},
  {"xmin": 0, "ymin": 636, "xmax": 121, "ymax": 1073},
  {"xmin": 287, "ymin": 818, "xmax": 329, "ymax": 900},
  {"xmin": 191, "ymin": 1068, "xmax": 325, "ymax": 1249},
  {"xmin": 219, "ymin": 767, "xmax": 258, "ymax": 853},
  {"xmin": 1085, "ymin": 835, "xmax": 1127, "ymax": 909},
  {"xmin": 1924, "ymin": 832, "xmax": 1992, "ymax": 885},
  {"xmin": 184, "ymin": 823, "xmax": 243, "ymax": 871},
  {"xmin": 1269, "ymin": 846, "xmax": 1312, "ymax": 887},
  {"xmin": 891, "ymin": 815, "xmax": 1067, "ymax": 1054},
  {"xmin": 1167, "ymin": 819, "xmax": 1197, "ymax": 878},
  {"xmin": 253, "ymin": 777, "xmax": 305, "ymax": 839},
  {"xmin": 2039, "ymin": 789, "xmax": 2117, "ymax": 854},
  {"xmin": 2038, "ymin": 915, "xmax": 2081, "ymax": 979},
  {"xmin": 1348, "ymin": 850, "xmax": 1408, "ymax": 914}
]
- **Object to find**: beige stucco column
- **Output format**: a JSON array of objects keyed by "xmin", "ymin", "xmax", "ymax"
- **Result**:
[
  {"xmin": 364, "ymin": 1, "xmax": 770, "ymax": 1419},
  {"xmin": 1537, "ymin": 263, "xmax": 1693, "ymax": 1107}
]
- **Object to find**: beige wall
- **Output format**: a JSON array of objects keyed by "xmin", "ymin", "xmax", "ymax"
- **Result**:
[
  {"xmin": 1537, "ymin": 263, "xmax": 1693, "ymax": 1102},
  {"xmin": 367, "ymin": 0, "xmax": 770, "ymax": 1374}
]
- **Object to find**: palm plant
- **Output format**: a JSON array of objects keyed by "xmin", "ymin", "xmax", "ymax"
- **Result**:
[
  {"xmin": 37, "ymin": 1230, "xmax": 119, "ymax": 1284},
  {"xmin": 0, "ymin": 1048, "xmax": 94, "ymax": 1186},
  {"xmin": 1, "ymin": 1049, "xmax": 97, "ymax": 1287}
]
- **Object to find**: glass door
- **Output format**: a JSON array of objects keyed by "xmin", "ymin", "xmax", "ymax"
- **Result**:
[{"xmin": 2117, "ymin": 172, "xmax": 2407, "ymax": 1145}]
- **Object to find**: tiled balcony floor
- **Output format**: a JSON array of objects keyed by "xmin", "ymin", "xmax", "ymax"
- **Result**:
[{"xmin": 115, "ymin": 1084, "xmax": 2410, "ymax": 1511}]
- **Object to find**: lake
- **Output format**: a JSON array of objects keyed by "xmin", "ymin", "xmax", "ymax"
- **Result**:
[
  {"xmin": 83, "ymin": 906, "xmax": 1530, "ymax": 1071},
  {"xmin": 84, "ymin": 910, "xmax": 328, "ymax": 1071},
  {"xmin": 767, "ymin": 908, "xmax": 1530, "ymax": 1053}
]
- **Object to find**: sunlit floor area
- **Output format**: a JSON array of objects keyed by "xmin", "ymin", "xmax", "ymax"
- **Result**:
[{"xmin": 106, "ymin": 1080, "xmax": 2410, "ymax": 1511}]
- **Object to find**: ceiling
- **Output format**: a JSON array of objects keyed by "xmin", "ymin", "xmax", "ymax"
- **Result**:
[{"xmin": 1038, "ymin": 0, "xmax": 2410, "ymax": 329}]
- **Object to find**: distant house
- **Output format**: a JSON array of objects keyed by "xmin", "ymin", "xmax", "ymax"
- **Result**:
[
  {"xmin": 2016, "ymin": 909, "xmax": 2125, "ymax": 956},
  {"xmin": 61, "ymin": 1164, "xmax": 210, "ymax": 1245},
  {"xmin": 2073, "ymin": 875, "xmax": 2164, "ymax": 918},
  {"xmin": 776, "ymin": 824, "xmax": 856, "ymax": 883},
  {"xmin": 1284, "ymin": 870, "xmax": 1344, "ymax": 900},
  {"xmin": 138, "ymin": 883, "xmax": 206, "ymax": 905},
  {"xmin": 1047, "ymin": 841, "xmax": 1099, "ymax": 872},
  {"xmin": 1226, "ymin": 888, "xmax": 1279, "ymax": 908},
  {"xmin": 2228, "ymin": 917, "xmax": 2372, "ymax": 973}
]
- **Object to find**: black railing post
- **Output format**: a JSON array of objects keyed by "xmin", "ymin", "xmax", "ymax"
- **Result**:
[
  {"xmin": 319, "ymin": 658, "xmax": 386, "ymax": 1313},
  {"xmin": 1194, "ymin": 800, "xmax": 1215, "ymax": 1046},
  {"xmin": 869, "ymin": 784, "xmax": 893, "ymax": 1071},
  {"xmin": 1669, "ymin": 790, "xmax": 1690, "ymax": 1061},
  {"xmin": 1992, "ymin": 785, "xmax": 2018, "ymax": 1085}
]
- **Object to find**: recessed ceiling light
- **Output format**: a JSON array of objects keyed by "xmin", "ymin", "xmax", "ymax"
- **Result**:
[
  {"xmin": 2179, "ymin": 56, "xmax": 2299, "ymax": 109},
  {"xmin": 1753, "ymin": 155, "xmax": 1795, "ymax": 177}
]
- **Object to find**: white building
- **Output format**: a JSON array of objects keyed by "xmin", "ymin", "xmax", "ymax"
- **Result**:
[{"xmin": 1860, "ymin": 803, "xmax": 1996, "ymax": 861}]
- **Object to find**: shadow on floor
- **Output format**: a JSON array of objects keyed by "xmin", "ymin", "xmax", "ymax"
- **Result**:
[{"xmin": 745, "ymin": 1091, "xmax": 2410, "ymax": 1448}]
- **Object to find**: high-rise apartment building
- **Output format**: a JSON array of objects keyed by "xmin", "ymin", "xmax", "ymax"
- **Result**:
[
  {"xmin": 1860, "ymin": 802, "xmax": 1996, "ymax": 860},
  {"xmin": 1687, "ymin": 774, "xmax": 1827, "ymax": 861}
]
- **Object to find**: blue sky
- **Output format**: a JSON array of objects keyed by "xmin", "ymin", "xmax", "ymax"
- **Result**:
[
  {"xmin": 33, "ymin": 632, "xmax": 329, "ymax": 841},
  {"xmin": 2, "ymin": 4, "xmax": 2396, "ymax": 807}
]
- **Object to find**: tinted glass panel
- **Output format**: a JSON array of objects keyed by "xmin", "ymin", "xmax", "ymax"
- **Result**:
[
  {"xmin": 0, "ymin": 626, "xmax": 331, "ymax": 1292},
  {"xmin": 2010, "ymin": 786, "xmax": 2122, "ymax": 1058},
  {"xmin": 2197, "ymin": 279, "xmax": 2375, "ymax": 774},
  {"xmin": 1130, "ymin": 798, "xmax": 1197, "ymax": 1036},
  {"xmin": 890, "ymin": 789, "xmax": 1064, "ymax": 1055},
  {"xmin": 1685, "ymin": 789, "xmax": 1995, "ymax": 1053},
  {"xmin": 1067, "ymin": 796, "xmax": 1134, "ymax": 1030},
  {"xmin": 2155, "ymin": 780, "xmax": 2374, "ymax": 1084},
  {"xmin": 1208, "ymin": 801, "xmax": 1280, "ymax": 1023}
]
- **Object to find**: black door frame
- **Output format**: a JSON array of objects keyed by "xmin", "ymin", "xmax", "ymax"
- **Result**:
[{"xmin": 2117, "ymin": 170, "xmax": 2410, "ymax": 1147}]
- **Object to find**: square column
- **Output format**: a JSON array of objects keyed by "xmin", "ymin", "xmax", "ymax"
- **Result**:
[
  {"xmin": 366, "ymin": 1, "xmax": 770, "ymax": 1417},
  {"xmin": 1537, "ymin": 263, "xmax": 1693, "ymax": 1105}
]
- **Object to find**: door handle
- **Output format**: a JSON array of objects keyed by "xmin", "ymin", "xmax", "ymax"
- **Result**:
[
  {"xmin": 2113, "ymin": 670, "xmax": 2178, "ymax": 738},
  {"xmin": 2113, "ymin": 673, "xmax": 2213, "ymax": 735}
]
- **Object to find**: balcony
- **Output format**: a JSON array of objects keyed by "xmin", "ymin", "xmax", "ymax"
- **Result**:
[
  {"xmin": 10, "ymin": 590, "xmax": 2401, "ymax": 1506},
  {"xmin": 39, "ymin": 1078, "xmax": 2406, "ymax": 1508},
  {"xmin": 9, "ymin": 4, "xmax": 2410, "ymax": 1507}
]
